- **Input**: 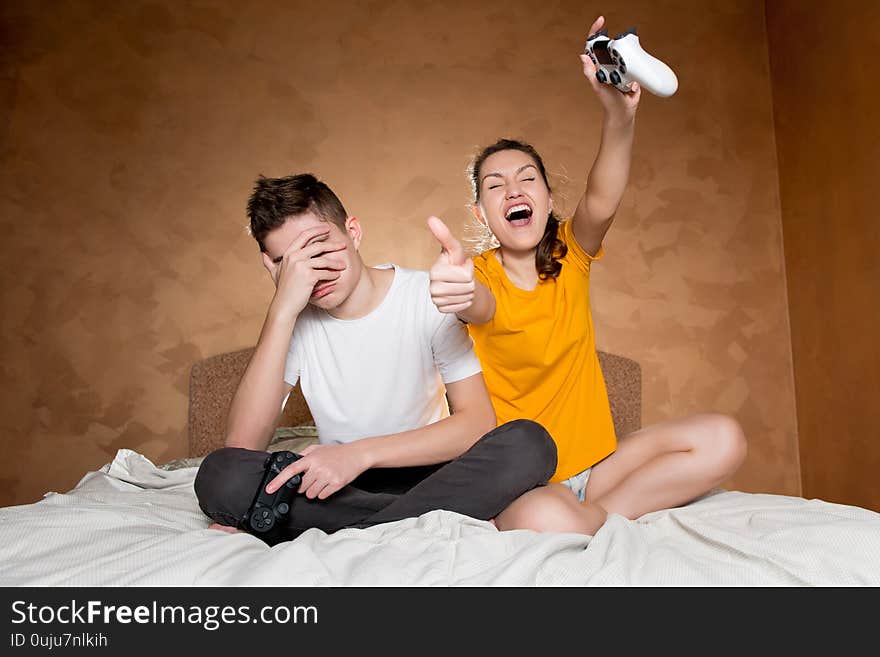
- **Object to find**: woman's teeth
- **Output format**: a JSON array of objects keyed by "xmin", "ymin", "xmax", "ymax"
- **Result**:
[{"xmin": 505, "ymin": 204, "xmax": 533, "ymax": 222}]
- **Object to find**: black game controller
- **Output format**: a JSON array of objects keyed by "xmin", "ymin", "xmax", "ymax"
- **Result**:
[{"xmin": 242, "ymin": 450, "xmax": 302, "ymax": 543}]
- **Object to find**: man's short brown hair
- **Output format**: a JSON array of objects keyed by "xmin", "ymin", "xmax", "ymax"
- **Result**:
[{"xmin": 246, "ymin": 173, "xmax": 348, "ymax": 252}]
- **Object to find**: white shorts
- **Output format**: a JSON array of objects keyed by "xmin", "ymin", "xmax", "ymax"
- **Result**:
[{"xmin": 560, "ymin": 466, "xmax": 593, "ymax": 502}]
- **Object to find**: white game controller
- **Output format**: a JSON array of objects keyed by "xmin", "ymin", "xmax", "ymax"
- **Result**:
[{"xmin": 585, "ymin": 26, "xmax": 678, "ymax": 98}]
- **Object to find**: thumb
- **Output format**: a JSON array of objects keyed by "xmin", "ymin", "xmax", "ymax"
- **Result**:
[
  {"xmin": 427, "ymin": 216, "xmax": 465, "ymax": 266},
  {"xmin": 579, "ymin": 53, "xmax": 594, "ymax": 75}
]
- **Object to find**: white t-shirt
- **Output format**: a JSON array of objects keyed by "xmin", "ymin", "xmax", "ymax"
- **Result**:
[{"xmin": 283, "ymin": 265, "xmax": 482, "ymax": 444}]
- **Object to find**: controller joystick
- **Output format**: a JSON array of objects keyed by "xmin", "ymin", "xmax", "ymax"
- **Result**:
[{"xmin": 242, "ymin": 450, "xmax": 302, "ymax": 544}]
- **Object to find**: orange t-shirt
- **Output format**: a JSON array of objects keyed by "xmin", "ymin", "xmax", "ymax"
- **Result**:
[{"xmin": 468, "ymin": 219, "xmax": 617, "ymax": 482}]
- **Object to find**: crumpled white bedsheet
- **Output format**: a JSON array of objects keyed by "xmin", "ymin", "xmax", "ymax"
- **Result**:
[{"xmin": 1, "ymin": 449, "xmax": 878, "ymax": 586}]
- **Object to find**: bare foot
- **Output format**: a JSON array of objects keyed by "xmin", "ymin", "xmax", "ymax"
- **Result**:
[{"xmin": 209, "ymin": 523, "xmax": 244, "ymax": 534}]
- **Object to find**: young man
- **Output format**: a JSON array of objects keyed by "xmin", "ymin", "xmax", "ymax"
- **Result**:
[{"xmin": 194, "ymin": 173, "xmax": 556, "ymax": 542}]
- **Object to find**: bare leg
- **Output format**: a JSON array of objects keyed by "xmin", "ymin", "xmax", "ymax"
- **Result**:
[
  {"xmin": 494, "ymin": 484, "xmax": 606, "ymax": 534},
  {"xmin": 494, "ymin": 413, "xmax": 747, "ymax": 536},
  {"xmin": 586, "ymin": 413, "xmax": 747, "ymax": 519}
]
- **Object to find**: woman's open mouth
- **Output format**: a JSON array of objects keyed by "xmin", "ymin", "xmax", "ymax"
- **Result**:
[{"xmin": 505, "ymin": 203, "xmax": 533, "ymax": 227}]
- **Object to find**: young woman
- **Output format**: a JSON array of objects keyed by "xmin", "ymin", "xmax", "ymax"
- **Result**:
[{"xmin": 426, "ymin": 16, "xmax": 747, "ymax": 535}]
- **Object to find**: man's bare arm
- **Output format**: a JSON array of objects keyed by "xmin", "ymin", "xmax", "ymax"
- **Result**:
[
  {"xmin": 224, "ymin": 310, "xmax": 295, "ymax": 450},
  {"xmin": 352, "ymin": 372, "xmax": 497, "ymax": 467},
  {"xmin": 265, "ymin": 372, "xmax": 498, "ymax": 498}
]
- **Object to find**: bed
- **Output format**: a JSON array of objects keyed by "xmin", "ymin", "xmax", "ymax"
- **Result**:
[{"xmin": 1, "ymin": 348, "xmax": 878, "ymax": 586}]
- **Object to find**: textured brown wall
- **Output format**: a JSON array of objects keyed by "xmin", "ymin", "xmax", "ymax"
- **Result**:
[
  {"xmin": 0, "ymin": 0, "xmax": 799, "ymax": 507},
  {"xmin": 766, "ymin": 0, "xmax": 880, "ymax": 511}
]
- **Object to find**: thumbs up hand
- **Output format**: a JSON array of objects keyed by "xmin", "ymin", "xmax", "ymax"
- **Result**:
[{"xmin": 427, "ymin": 215, "xmax": 475, "ymax": 315}]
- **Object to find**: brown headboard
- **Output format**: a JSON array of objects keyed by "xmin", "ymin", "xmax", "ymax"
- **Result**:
[{"xmin": 188, "ymin": 348, "xmax": 641, "ymax": 457}]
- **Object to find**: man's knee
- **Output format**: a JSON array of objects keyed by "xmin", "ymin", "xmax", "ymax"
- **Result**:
[
  {"xmin": 194, "ymin": 447, "xmax": 268, "ymax": 528},
  {"xmin": 481, "ymin": 419, "xmax": 558, "ymax": 485}
]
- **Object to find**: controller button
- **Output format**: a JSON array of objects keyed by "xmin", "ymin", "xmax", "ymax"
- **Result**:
[
  {"xmin": 610, "ymin": 71, "xmax": 621, "ymax": 85},
  {"xmin": 597, "ymin": 70, "xmax": 607, "ymax": 84},
  {"xmin": 261, "ymin": 509, "xmax": 270, "ymax": 518},
  {"xmin": 620, "ymin": 63, "xmax": 627, "ymax": 74},
  {"xmin": 277, "ymin": 503, "xmax": 289, "ymax": 515},
  {"xmin": 285, "ymin": 478, "xmax": 296, "ymax": 488}
]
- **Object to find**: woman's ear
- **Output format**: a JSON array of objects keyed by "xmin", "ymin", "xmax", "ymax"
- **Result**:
[
  {"xmin": 345, "ymin": 216, "xmax": 362, "ymax": 250},
  {"xmin": 472, "ymin": 204, "xmax": 488, "ymax": 228}
]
